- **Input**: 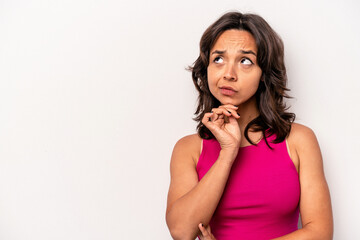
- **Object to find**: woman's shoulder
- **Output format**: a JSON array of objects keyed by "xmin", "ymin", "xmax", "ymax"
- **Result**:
[
  {"xmin": 288, "ymin": 122, "xmax": 320, "ymax": 160},
  {"xmin": 175, "ymin": 133, "xmax": 202, "ymax": 146},
  {"xmin": 289, "ymin": 122, "xmax": 318, "ymax": 144},
  {"xmin": 172, "ymin": 134, "xmax": 203, "ymax": 164}
]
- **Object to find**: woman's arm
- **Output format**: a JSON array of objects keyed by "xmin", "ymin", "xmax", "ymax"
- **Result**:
[
  {"xmin": 166, "ymin": 105, "xmax": 241, "ymax": 240},
  {"xmin": 272, "ymin": 124, "xmax": 333, "ymax": 240},
  {"xmin": 166, "ymin": 135, "xmax": 236, "ymax": 240}
]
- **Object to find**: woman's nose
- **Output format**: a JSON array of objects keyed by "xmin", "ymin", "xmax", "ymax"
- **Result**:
[{"xmin": 223, "ymin": 63, "xmax": 237, "ymax": 81}]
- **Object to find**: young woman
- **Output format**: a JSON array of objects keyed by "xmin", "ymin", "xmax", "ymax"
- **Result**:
[{"xmin": 166, "ymin": 12, "xmax": 333, "ymax": 240}]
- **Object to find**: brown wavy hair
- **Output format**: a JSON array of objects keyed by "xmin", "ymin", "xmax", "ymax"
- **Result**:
[{"xmin": 188, "ymin": 11, "xmax": 296, "ymax": 149}]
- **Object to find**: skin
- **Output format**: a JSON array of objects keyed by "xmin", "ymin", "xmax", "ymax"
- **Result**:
[
  {"xmin": 166, "ymin": 29, "xmax": 333, "ymax": 240},
  {"xmin": 206, "ymin": 29, "xmax": 262, "ymax": 150}
]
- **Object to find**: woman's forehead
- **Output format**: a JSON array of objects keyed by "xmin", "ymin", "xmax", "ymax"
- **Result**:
[{"xmin": 211, "ymin": 30, "xmax": 257, "ymax": 53}]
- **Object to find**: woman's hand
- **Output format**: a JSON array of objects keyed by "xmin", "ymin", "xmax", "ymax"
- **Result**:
[
  {"xmin": 202, "ymin": 105, "xmax": 241, "ymax": 155},
  {"xmin": 198, "ymin": 223, "xmax": 217, "ymax": 240}
]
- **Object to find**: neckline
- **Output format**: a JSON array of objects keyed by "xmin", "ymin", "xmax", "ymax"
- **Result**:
[
  {"xmin": 239, "ymin": 136, "xmax": 264, "ymax": 149},
  {"xmin": 239, "ymin": 128, "xmax": 272, "ymax": 148}
]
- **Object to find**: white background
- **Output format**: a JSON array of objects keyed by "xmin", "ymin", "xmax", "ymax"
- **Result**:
[{"xmin": 0, "ymin": 0, "xmax": 359, "ymax": 239}]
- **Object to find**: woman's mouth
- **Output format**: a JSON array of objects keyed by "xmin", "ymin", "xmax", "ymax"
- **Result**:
[{"xmin": 220, "ymin": 87, "xmax": 236, "ymax": 96}]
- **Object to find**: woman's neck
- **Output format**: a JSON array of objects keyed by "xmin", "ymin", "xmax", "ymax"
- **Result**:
[{"xmin": 235, "ymin": 96, "xmax": 260, "ymax": 134}]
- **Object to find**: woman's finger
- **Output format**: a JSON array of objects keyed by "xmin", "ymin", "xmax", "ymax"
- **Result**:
[
  {"xmin": 198, "ymin": 223, "xmax": 210, "ymax": 238},
  {"xmin": 212, "ymin": 111, "xmax": 219, "ymax": 121},
  {"xmin": 198, "ymin": 223, "xmax": 216, "ymax": 240},
  {"xmin": 212, "ymin": 106, "xmax": 240, "ymax": 119},
  {"xmin": 202, "ymin": 112, "xmax": 213, "ymax": 124},
  {"xmin": 221, "ymin": 104, "xmax": 238, "ymax": 110},
  {"xmin": 202, "ymin": 113, "xmax": 224, "ymax": 132},
  {"xmin": 227, "ymin": 108, "xmax": 240, "ymax": 119},
  {"xmin": 209, "ymin": 111, "xmax": 225, "ymax": 122},
  {"xmin": 218, "ymin": 105, "xmax": 240, "ymax": 119},
  {"xmin": 211, "ymin": 108, "xmax": 231, "ymax": 119}
]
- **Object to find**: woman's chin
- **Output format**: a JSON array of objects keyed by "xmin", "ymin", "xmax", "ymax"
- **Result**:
[{"xmin": 220, "ymin": 100, "xmax": 239, "ymax": 106}]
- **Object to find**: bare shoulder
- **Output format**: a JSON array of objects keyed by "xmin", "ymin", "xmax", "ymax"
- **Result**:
[
  {"xmin": 172, "ymin": 133, "xmax": 202, "ymax": 165},
  {"xmin": 289, "ymin": 122, "xmax": 319, "ymax": 150},
  {"xmin": 174, "ymin": 133, "xmax": 202, "ymax": 148},
  {"xmin": 167, "ymin": 134, "xmax": 202, "ymax": 214},
  {"xmin": 289, "ymin": 122, "xmax": 323, "ymax": 167},
  {"xmin": 289, "ymin": 122, "xmax": 316, "ymax": 140},
  {"xmin": 289, "ymin": 124, "xmax": 333, "ymax": 237}
]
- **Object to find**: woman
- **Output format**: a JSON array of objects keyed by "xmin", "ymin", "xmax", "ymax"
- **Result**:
[{"xmin": 166, "ymin": 11, "xmax": 333, "ymax": 240}]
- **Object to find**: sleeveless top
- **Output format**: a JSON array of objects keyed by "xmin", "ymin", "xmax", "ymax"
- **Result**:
[{"xmin": 196, "ymin": 131, "xmax": 300, "ymax": 240}]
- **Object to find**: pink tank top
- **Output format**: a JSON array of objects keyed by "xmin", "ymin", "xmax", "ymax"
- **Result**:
[{"xmin": 196, "ymin": 131, "xmax": 300, "ymax": 240}]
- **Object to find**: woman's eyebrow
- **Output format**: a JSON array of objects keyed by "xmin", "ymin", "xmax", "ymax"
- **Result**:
[
  {"xmin": 211, "ymin": 50, "xmax": 226, "ymax": 55},
  {"xmin": 239, "ymin": 50, "xmax": 257, "ymax": 56},
  {"xmin": 211, "ymin": 49, "xmax": 257, "ymax": 56}
]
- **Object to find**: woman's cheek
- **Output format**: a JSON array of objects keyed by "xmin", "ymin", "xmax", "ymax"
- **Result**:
[
  {"xmin": 207, "ymin": 69, "xmax": 217, "ymax": 93},
  {"xmin": 208, "ymin": 81, "xmax": 217, "ymax": 98}
]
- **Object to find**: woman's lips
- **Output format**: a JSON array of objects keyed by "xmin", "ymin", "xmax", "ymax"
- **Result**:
[{"xmin": 220, "ymin": 87, "xmax": 236, "ymax": 96}]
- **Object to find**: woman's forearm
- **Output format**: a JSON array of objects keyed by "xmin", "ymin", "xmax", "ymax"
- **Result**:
[
  {"xmin": 272, "ymin": 226, "xmax": 332, "ymax": 240},
  {"xmin": 166, "ymin": 150, "xmax": 235, "ymax": 240},
  {"xmin": 272, "ymin": 228, "xmax": 309, "ymax": 240}
]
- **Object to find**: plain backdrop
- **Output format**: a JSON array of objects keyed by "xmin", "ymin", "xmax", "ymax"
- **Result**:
[{"xmin": 0, "ymin": 0, "xmax": 359, "ymax": 239}]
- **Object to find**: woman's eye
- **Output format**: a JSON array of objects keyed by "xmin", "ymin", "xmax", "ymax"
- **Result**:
[
  {"xmin": 241, "ymin": 58, "xmax": 253, "ymax": 65},
  {"xmin": 214, "ymin": 57, "xmax": 223, "ymax": 63}
]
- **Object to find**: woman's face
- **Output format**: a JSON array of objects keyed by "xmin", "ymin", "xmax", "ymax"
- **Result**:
[{"xmin": 207, "ymin": 29, "xmax": 262, "ymax": 106}]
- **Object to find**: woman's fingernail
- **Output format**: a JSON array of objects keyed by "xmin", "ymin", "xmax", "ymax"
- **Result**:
[
  {"xmin": 237, "ymin": 113, "xmax": 240, "ymax": 116},
  {"xmin": 201, "ymin": 223, "xmax": 204, "ymax": 227},
  {"xmin": 228, "ymin": 111, "xmax": 231, "ymax": 114},
  {"xmin": 234, "ymin": 105, "xmax": 238, "ymax": 108}
]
